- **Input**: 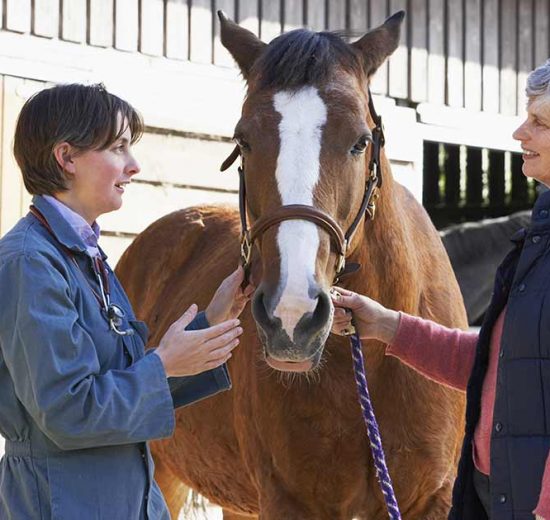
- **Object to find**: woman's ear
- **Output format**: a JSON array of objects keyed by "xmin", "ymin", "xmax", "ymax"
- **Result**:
[{"xmin": 53, "ymin": 142, "xmax": 75, "ymax": 175}]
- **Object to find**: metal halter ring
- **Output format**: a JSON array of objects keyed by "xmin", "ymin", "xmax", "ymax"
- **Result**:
[{"xmin": 240, "ymin": 232, "xmax": 252, "ymax": 266}]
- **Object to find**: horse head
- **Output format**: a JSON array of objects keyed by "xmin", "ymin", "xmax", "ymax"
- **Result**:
[{"xmin": 219, "ymin": 11, "xmax": 404, "ymax": 372}]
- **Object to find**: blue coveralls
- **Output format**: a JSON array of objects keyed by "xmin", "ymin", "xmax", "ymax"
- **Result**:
[{"xmin": 0, "ymin": 195, "xmax": 230, "ymax": 519}]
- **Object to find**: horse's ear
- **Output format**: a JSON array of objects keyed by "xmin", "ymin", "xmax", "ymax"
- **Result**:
[
  {"xmin": 218, "ymin": 10, "xmax": 267, "ymax": 80},
  {"xmin": 351, "ymin": 11, "xmax": 405, "ymax": 77}
]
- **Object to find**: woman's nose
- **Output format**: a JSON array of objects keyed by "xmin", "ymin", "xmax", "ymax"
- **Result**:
[
  {"xmin": 127, "ymin": 154, "xmax": 141, "ymax": 176},
  {"xmin": 512, "ymin": 120, "xmax": 528, "ymax": 141}
]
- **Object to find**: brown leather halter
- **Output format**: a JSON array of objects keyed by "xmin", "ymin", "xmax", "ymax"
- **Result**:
[{"xmin": 221, "ymin": 89, "xmax": 385, "ymax": 285}]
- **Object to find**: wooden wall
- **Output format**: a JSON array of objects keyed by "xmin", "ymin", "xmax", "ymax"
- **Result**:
[
  {"xmin": 0, "ymin": 1, "xmax": 546, "ymax": 112},
  {"xmin": 0, "ymin": 0, "xmax": 544, "ymax": 263}
]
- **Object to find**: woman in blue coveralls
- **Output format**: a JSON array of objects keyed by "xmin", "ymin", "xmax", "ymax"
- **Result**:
[{"xmin": 0, "ymin": 83, "xmax": 251, "ymax": 519}]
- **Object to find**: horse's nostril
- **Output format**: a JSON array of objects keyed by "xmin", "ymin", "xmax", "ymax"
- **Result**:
[{"xmin": 312, "ymin": 291, "xmax": 331, "ymax": 323}]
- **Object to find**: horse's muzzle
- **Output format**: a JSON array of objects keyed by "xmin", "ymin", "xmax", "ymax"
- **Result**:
[{"xmin": 252, "ymin": 287, "xmax": 332, "ymax": 372}]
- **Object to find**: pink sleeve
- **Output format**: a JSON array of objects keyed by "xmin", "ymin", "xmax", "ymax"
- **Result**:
[
  {"xmin": 386, "ymin": 313, "xmax": 479, "ymax": 391},
  {"xmin": 534, "ymin": 453, "xmax": 550, "ymax": 518}
]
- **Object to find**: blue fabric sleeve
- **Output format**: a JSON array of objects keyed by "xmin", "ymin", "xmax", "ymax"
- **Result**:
[
  {"xmin": 0, "ymin": 254, "xmax": 175, "ymax": 450},
  {"xmin": 168, "ymin": 364, "xmax": 232, "ymax": 408},
  {"xmin": 185, "ymin": 311, "xmax": 210, "ymax": 331},
  {"xmin": 165, "ymin": 310, "xmax": 232, "ymax": 408}
]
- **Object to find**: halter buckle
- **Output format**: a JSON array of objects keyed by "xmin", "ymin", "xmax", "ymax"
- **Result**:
[
  {"xmin": 240, "ymin": 232, "xmax": 252, "ymax": 267},
  {"xmin": 367, "ymin": 189, "xmax": 379, "ymax": 220},
  {"xmin": 335, "ymin": 240, "xmax": 348, "ymax": 275}
]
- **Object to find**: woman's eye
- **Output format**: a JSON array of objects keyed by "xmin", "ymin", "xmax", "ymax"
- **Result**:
[
  {"xmin": 350, "ymin": 135, "xmax": 371, "ymax": 156},
  {"xmin": 234, "ymin": 136, "xmax": 251, "ymax": 152}
]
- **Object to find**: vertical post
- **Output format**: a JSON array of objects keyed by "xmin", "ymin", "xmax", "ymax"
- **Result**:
[
  {"xmin": 465, "ymin": 147, "xmax": 482, "ymax": 207},
  {"xmin": 488, "ymin": 150, "xmax": 505, "ymax": 213},
  {"xmin": 444, "ymin": 144, "xmax": 461, "ymax": 207},
  {"xmin": 423, "ymin": 141, "xmax": 441, "ymax": 207}
]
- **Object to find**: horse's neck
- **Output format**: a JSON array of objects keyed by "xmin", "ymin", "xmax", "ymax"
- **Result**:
[{"xmin": 348, "ymin": 169, "xmax": 421, "ymax": 314}]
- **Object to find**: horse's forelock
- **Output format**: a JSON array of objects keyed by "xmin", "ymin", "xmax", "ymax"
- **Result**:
[{"xmin": 253, "ymin": 29, "xmax": 363, "ymax": 90}]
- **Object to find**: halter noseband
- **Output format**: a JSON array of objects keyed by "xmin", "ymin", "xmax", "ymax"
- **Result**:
[{"xmin": 221, "ymin": 89, "xmax": 385, "ymax": 285}]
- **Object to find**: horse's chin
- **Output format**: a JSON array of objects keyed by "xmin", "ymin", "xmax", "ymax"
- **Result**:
[{"xmin": 265, "ymin": 356, "xmax": 314, "ymax": 372}]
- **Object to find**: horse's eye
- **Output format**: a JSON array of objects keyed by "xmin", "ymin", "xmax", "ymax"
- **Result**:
[
  {"xmin": 350, "ymin": 134, "xmax": 371, "ymax": 156},
  {"xmin": 234, "ymin": 136, "xmax": 251, "ymax": 152}
]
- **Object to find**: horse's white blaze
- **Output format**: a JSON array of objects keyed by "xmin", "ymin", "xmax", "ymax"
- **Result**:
[{"xmin": 272, "ymin": 87, "xmax": 327, "ymax": 339}]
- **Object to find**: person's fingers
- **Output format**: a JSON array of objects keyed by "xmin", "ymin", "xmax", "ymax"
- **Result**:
[
  {"xmin": 200, "ymin": 319, "xmax": 241, "ymax": 340},
  {"xmin": 332, "ymin": 312, "xmax": 352, "ymax": 323},
  {"xmin": 226, "ymin": 266, "xmax": 244, "ymax": 288},
  {"xmin": 174, "ymin": 304, "xmax": 199, "ymax": 329},
  {"xmin": 333, "ymin": 307, "xmax": 348, "ymax": 319},
  {"xmin": 204, "ymin": 326, "xmax": 243, "ymax": 350},
  {"xmin": 331, "ymin": 293, "xmax": 357, "ymax": 309},
  {"xmin": 203, "ymin": 352, "xmax": 232, "ymax": 370},
  {"xmin": 331, "ymin": 286, "xmax": 354, "ymax": 297},
  {"xmin": 243, "ymin": 284, "xmax": 256, "ymax": 298},
  {"xmin": 208, "ymin": 339, "xmax": 240, "ymax": 358}
]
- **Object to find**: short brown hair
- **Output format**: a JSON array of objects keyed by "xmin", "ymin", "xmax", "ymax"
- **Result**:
[{"xmin": 14, "ymin": 83, "xmax": 144, "ymax": 195}]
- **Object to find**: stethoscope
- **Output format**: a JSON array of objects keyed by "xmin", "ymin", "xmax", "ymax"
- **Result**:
[
  {"xmin": 91, "ymin": 256, "xmax": 135, "ymax": 337},
  {"xmin": 30, "ymin": 205, "xmax": 134, "ymax": 337}
]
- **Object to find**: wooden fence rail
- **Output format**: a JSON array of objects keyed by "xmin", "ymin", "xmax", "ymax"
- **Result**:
[
  {"xmin": 423, "ymin": 141, "xmax": 537, "ymax": 228},
  {"xmin": 0, "ymin": 0, "xmax": 547, "ymax": 116}
]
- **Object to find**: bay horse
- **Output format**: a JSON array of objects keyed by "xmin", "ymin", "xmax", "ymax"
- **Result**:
[{"xmin": 116, "ymin": 11, "xmax": 467, "ymax": 519}]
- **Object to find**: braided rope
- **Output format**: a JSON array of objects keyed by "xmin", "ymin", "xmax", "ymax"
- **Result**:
[{"xmin": 350, "ymin": 331, "xmax": 402, "ymax": 520}]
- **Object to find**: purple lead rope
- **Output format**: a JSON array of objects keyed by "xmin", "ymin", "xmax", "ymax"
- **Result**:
[{"xmin": 350, "ymin": 330, "xmax": 402, "ymax": 520}]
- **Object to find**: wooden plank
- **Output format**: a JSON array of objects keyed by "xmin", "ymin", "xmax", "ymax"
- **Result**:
[
  {"xmin": 260, "ymin": 0, "xmax": 281, "ymax": 43},
  {"xmin": 283, "ymin": 0, "xmax": 303, "ymax": 32},
  {"xmin": 369, "ymin": 0, "xmax": 388, "ymax": 95},
  {"xmin": 517, "ymin": 0, "xmax": 534, "ymax": 115},
  {"xmin": 465, "ymin": 147, "xmax": 482, "ymax": 206},
  {"xmin": 99, "ymin": 235, "xmax": 135, "ymax": 267},
  {"xmin": 464, "ymin": 0, "xmax": 481, "ymax": 111},
  {"xmin": 89, "ymin": 0, "xmax": 114, "ymax": 47},
  {"xmin": 98, "ymin": 182, "xmax": 238, "ymax": 234},
  {"xmin": 410, "ymin": 0, "xmax": 428, "ymax": 102},
  {"xmin": 140, "ymin": 0, "xmax": 164, "ymax": 56},
  {"xmin": 427, "ymin": 0, "xmax": 445, "ymax": 105},
  {"xmin": 6, "ymin": 0, "xmax": 32, "ymax": 33},
  {"xmin": 535, "ymin": 0, "xmax": 549, "ymax": 68},
  {"xmin": 422, "ymin": 141, "xmax": 441, "ymax": 206},
  {"xmin": 62, "ymin": 0, "xmax": 87, "ymax": 42},
  {"xmin": 34, "ymin": 0, "xmax": 60, "ymax": 38},
  {"xmin": 482, "ymin": 0, "xmax": 499, "ymax": 112},
  {"xmin": 388, "ymin": 0, "xmax": 408, "ymax": 99},
  {"xmin": 189, "ymin": 0, "xmax": 212, "ymax": 63},
  {"xmin": 327, "ymin": 0, "xmax": 346, "ymax": 31},
  {"xmin": 348, "ymin": 0, "xmax": 369, "ymax": 33},
  {"xmin": 306, "ymin": 0, "xmax": 326, "ymax": 31},
  {"xmin": 165, "ymin": 0, "xmax": 189, "ymax": 60},
  {"xmin": 444, "ymin": 144, "xmax": 461, "ymax": 207},
  {"xmin": 214, "ymin": 0, "xmax": 236, "ymax": 66},
  {"xmin": 500, "ymin": 0, "xmax": 517, "ymax": 116},
  {"xmin": 0, "ymin": 77, "xmax": 45, "ymax": 236},
  {"xmin": 115, "ymin": 0, "xmax": 139, "ymax": 52},
  {"xmin": 238, "ymin": 0, "xmax": 260, "ymax": 36},
  {"xmin": 488, "ymin": 149, "xmax": 505, "ymax": 207},
  {"xmin": 447, "ymin": 0, "xmax": 464, "ymax": 107},
  {"xmin": 133, "ymin": 133, "xmax": 239, "ymax": 189}
]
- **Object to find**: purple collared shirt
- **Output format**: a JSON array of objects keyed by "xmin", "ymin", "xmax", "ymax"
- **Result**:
[{"xmin": 43, "ymin": 195, "xmax": 101, "ymax": 257}]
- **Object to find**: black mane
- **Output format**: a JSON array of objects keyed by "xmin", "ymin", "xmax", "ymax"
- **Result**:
[{"xmin": 253, "ymin": 29, "xmax": 363, "ymax": 89}]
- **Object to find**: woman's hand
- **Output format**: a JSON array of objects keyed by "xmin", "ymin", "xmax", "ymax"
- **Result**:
[
  {"xmin": 156, "ymin": 304, "xmax": 243, "ymax": 377},
  {"xmin": 205, "ymin": 266, "xmax": 255, "ymax": 325},
  {"xmin": 330, "ymin": 287, "xmax": 400, "ymax": 344}
]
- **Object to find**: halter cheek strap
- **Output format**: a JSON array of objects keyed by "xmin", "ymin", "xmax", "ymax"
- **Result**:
[{"xmin": 221, "ymin": 88, "xmax": 385, "ymax": 285}]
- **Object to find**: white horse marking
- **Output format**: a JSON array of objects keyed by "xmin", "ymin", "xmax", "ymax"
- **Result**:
[{"xmin": 272, "ymin": 87, "xmax": 327, "ymax": 339}]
